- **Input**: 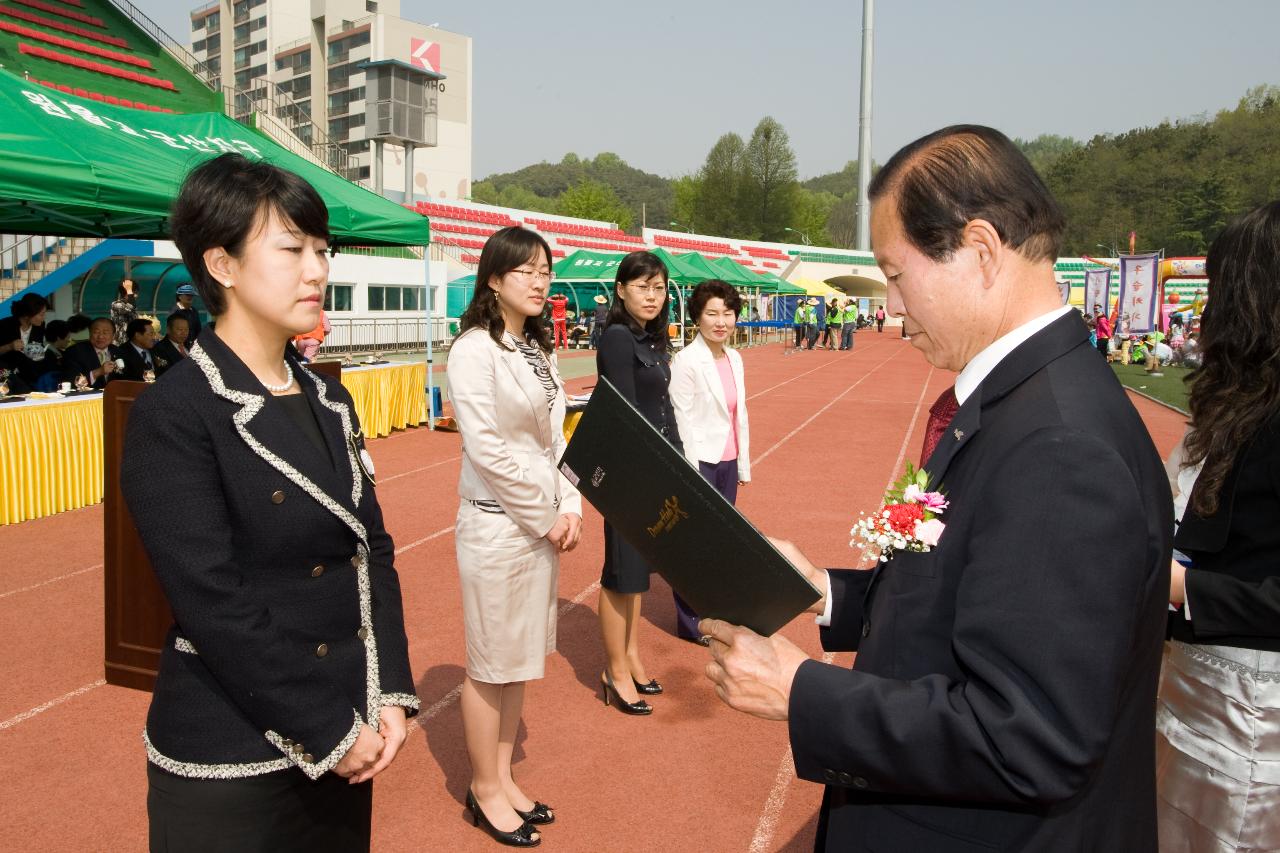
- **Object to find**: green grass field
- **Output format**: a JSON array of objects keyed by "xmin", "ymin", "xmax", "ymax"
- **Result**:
[{"xmin": 1111, "ymin": 363, "xmax": 1191, "ymax": 413}]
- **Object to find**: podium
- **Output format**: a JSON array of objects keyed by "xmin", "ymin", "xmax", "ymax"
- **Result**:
[
  {"xmin": 102, "ymin": 380, "xmax": 168, "ymax": 692},
  {"xmin": 102, "ymin": 362, "xmax": 344, "ymax": 692}
]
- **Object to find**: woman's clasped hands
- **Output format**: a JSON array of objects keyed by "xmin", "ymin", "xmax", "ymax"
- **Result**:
[
  {"xmin": 334, "ymin": 705, "xmax": 408, "ymax": 784},
  {"xmin": 544, "ymin": 512, "xmax": 583, "ymax": 552}
]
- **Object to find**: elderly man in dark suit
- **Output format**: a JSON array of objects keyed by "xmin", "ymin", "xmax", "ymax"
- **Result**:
[
  {"xmin": 61, "ymin": 317, "xmax": 119, "ymax": 389},
  {"xmin": 702, "ymin": 126, "xmax": 1172, "ymax": 852},
  {"xmin": 151, "ymin": 314, "xmax": 190, "ymax": 377},
  {"xmin": 115, "ymin": 317, "xmax": 159, "ymax": 382}
]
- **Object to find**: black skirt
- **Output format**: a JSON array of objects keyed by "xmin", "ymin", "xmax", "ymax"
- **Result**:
[
  {"xmin": 147, "ymin": 763, "xmax": 372, "ymax": 853},
  {"xmin": 600, "ymin": 519, "xmax": 654, "ymax": 593}
]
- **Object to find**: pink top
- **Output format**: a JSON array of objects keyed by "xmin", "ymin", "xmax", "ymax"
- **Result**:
[{"xmin": 716, "ymin": 355, "xmax": 738, "ymax": 461}]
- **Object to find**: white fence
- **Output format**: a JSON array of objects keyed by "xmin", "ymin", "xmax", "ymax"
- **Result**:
[{"xmin": 317, "ymin": 316, "xmax": 455, "ymax": 356}]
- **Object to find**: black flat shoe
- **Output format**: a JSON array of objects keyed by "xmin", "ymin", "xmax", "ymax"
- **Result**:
[
  {"xmin": 515, "ymin": 802, "xmax": 555, "ymax": 825},
  {"xmin": 633, "ymin": 678, "xmax": 663, "ymax": 695},
  {"xmin": 601, "ymin": 671, "xmax": 652, "ymax": 715},
  {"xmin": 465, "ymin": 789, "xmax": 541, "ymax": 847}
]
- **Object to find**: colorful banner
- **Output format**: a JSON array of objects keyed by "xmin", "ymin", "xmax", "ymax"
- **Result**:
[
  {"xmin": 1118, "ymin": 253, "xmax": 1161, "ymax": 334},
  {"xmin": 1084, "ymin": 268, "xmax": 1112, "ymax": 316}
]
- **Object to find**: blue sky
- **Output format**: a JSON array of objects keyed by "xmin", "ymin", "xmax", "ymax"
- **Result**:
[{"xmin": 141, "ymin": 0, "xmax": 1280, "ymax": 180}]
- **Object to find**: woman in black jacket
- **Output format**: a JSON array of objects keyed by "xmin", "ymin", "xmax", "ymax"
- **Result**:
[
  {"xmin": 1159, "ymin": 200, "xmax": 1280, "ymax": 852},
  {"xmin": 595, "ymin": 251, "xmax": 681, "ymax": 715},
  {"xmin": 121, "ymin": 154, "xmax": 417, "ymax": 853},
  {"xmin": 0, "ymin": 292, "xmax": 48, "ymax": 392}
]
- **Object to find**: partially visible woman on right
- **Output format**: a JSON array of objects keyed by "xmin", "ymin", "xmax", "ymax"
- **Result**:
[
  {"xmin": 1158, "ymin": 199, "xmax": 1280, "ymax": 853},
  {"xmin": 111, "ymin": 279, "xmax": 138, "ymax": 345}
]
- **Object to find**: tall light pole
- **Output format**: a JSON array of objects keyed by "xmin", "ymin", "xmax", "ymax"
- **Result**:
[{"xmin": 855, "ymin": 0, "xmax": 875, "ymax": 251}]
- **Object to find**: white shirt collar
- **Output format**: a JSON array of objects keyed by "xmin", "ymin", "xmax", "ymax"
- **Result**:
[{"xmin": 954, "ymin": 306, "xmax": 1073, "ymax": 405}]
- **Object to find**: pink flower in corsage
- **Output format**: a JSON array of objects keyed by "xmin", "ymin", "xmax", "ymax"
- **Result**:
[{"xmin": 850, "ymin": 463, "xmax": 948, "ymax": 563}]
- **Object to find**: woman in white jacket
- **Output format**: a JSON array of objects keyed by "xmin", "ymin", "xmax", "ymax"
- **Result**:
[
  {"xmin": 667, "ymin": 279, "xmax": 751, "ymax": 643},
  {"xmin": 449, "ymin": 227, "xmax": 582, "ymax": 848}
]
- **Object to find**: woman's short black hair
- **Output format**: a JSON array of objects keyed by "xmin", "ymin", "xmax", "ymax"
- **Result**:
[
  {"xmin": 458, "ymin": 226, "xmax": 554, "ymax": 352},
  {"xmin": 66, "ymin": 314, "xmax": 91, "ymax": 333},
  {"xmin": 10, "ymin": 292, "xmax": 48, "ymax": 319},
  {"xmin": 126, "ymin": 318, "xmax": 153, "ymax": 341},
  {"xmin": 44, "ymin": 319, "xmax": 70, "ymax": 342},
  {"xmin": 688, "ymin": 279, "xmax": 741, "ymax": 323},
  {"xmin": 170, "ymin": 153, "xmax": 330, "ymax": 316},
  {"xmin": 607, "ymin": 251, "xmax": 671, "ymax": 352}
]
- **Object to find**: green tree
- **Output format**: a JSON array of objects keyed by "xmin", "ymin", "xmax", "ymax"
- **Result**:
[
  {"xmin": 670, "ymin": 174, "xmax": 702, "ymax": 232},
  {"xmin": 790, "ymin": 188, "xmax": 837, "ymax": 247},
  {"xmin": 1015, "ymin": 134, "xmax": 1082, "ymax": 176},
  {"xmin": 741, "ymin": 117, "xmax": 799, "ymax": 241},
  {"xmin": 1171, "ymin": 169, "xmax": 1238, "ymax": 254},
  {"xmin": 693, "ymin": 132, "xmax": 747, "ymax": 236},
  {"xmin": 557, "ymin": 179, "xmax": 633, "ymax": 230}
]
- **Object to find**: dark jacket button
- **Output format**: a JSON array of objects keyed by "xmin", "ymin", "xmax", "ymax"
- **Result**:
[
  {"xmin": 861, "ymin": 621, "xmax": 871, "ymax": 638},
  {"xmin": 852, "ymin": 777, "xmax": 869, "ymax": 789},
  {"xmin": 357, "ymin": 627, "xmax": 368, "ymax": 641},
  {"xmin": 315, "ymin": 643, "xmax": 328, "ymax": 658},
  {"xmin": 301, "ymin": 754, "xmax": 315, "ymax": 764},
  {"xmin": 823, "ymin": 769, "xmax": 837, "ymax": 783},
  {"xmin": 292, "ymin": 743, "xmax": 304, "ymax": 755},
  {"xmin": 270, "ymin": 490, "xmax": 285, "ymax": 504},
  {"xmin": 838, "ymin": 771, "xmax": 853, "ymax": 785},
  {"xmin": 311, "ymin": 564, "xmax": 324, "ymax": 578},
  {"xmin": 350, "ymin": 555, "xmax": 360, "ymax": 568}
]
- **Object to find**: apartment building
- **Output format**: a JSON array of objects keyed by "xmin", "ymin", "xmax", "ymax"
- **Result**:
[{"xmin": 189, "ymin": 0, "xmax": 472, "ymax": 201}]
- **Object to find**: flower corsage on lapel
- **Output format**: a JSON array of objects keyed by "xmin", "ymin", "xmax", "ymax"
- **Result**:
[{"xmin": 851, "ymin": 463, "xmax": 947, "ymax": 563}]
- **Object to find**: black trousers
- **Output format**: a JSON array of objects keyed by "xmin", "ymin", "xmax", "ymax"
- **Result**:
[
  {"xmin": 1097, "ymin": 337, "xmax": 1110, "ymax": 358},
  {"xmin": 148, "ymin": 763, "xmax": 372, "ymax": 853}
]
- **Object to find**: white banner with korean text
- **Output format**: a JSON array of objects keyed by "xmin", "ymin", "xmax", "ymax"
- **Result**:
[{"xmin": 1118, "ymin": 254, "xmax": 1160, "ymax": 334}]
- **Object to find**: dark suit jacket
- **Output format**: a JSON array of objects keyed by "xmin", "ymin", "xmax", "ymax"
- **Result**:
[
  {"xmin": 60, "ymin": 340, "xmax": 113, "ymax": 389},
  {"xmin": 121, "ymin": 331, "xmax": 418, "ymax": 782},
  {"xmin": 114, "ymin": 341, "xmax": 155, "ymax": 382},
  {"xmin": 150, "ymin": 337, "xmax": 186, "ymax": 377},
  {"xmin": 0, "ymin": 315, "xmax": 45, "ymax": 385},
  {"xmin": 1171, "ymin": 417, "xmax": 1280, "ymax": 650},
  {"xmin": 596, "ymin": 322, "xmax": 681, "ymax": 448},
  {"xmin": 789, "ymin": 313, "xmax": 1172, "ymax": 852}
]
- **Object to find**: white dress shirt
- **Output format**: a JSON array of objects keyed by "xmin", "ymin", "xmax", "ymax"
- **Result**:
[{"xmin": 815, "ymin": 305, "xmax": 1076, "ymax": 626}]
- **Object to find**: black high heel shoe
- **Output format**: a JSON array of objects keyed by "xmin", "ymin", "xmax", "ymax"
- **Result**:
[
  {"xmin": 601, "ymin": 670, "xmax": 652, "ymax": 715},
  {"xmin": 632, "ymin": 677, "xmax": 663, "ymax": 695},
  {"xmin": 515, "ymin": 802, "xmax": 555, "ymax": 826},
  {"xmin": 465, "ymin": 789, "xmax": 541, "ymax": 847}
]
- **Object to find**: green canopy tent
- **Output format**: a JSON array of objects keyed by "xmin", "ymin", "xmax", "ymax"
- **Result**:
[
  {"xmin": 0, "ymin": 68, "xmax": 430, "ymax": 246},
  {"xmin": 0, "ymin": 67, "xmax": 446, "ymax": 424}
]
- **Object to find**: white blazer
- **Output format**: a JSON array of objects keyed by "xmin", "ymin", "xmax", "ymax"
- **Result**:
[
  {"xmin": 668, "ymin": 333, "xmax": 751, "ymax": 482},
  {"xmin": 448, "ymin": 328, "xmax": 583, "ymax": 538}
]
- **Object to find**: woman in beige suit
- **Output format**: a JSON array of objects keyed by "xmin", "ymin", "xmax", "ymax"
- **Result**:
[{"xmin": 449, "ymin": 226, "xmax": 582, "ymax": 848}]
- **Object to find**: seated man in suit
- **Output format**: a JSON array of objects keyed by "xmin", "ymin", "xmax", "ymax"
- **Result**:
[
  {"xmin": 702, "ymin": 126, "xmax": 1172, "ymax": 852},
  {"xmin": 61, "ymin": 317, "xmax": 120, "ymax": 389},
  {"xmin": 115, "ymin": 318, "xmax": 159, "ymax": 382},
  {"xmin": 151, "ymin": 315, "xmax": 189, "ymax": 378}
]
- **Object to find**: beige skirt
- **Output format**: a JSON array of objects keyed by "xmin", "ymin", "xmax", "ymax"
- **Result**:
[
  {"xmin": 1157, "ymin": 640, "xmax": 1280, "ymax": 852},
  {"xmin": 455, "ymin": 501, "xmax": 558, "ymax": 684}
]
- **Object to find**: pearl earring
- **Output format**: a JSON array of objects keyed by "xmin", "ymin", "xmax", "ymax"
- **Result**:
[{"xmin": 222, "ymin": 279, "xmax": 233, "ymax": 288}]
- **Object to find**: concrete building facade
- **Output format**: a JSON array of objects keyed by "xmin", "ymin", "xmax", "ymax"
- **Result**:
[{"xmin": 188, "ymin": 0, "xmax": 472, "ymax": 201}]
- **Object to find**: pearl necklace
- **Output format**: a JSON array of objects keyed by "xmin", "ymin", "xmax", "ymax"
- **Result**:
[{"xmin": 261, "ymin": 360, "xmax": 295, "ymax": 393}]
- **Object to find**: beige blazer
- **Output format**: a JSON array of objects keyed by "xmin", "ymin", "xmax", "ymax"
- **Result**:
[
  {"xmin": 449, "ymin": 328, "xmax": 582, "ymax": 538},
  {"xmin": 668, "ymin": 333, "xmax": 751, "ymax": 482}
]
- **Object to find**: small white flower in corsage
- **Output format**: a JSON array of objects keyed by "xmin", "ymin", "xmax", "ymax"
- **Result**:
[{"xmin": 850, "ymin": 463, "xmax": 948, "ymax": 563}]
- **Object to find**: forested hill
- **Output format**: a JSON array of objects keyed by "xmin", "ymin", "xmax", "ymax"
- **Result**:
[{"xmin": 471, "ymin": 85, "xmax": 1280, "ymax": 256}]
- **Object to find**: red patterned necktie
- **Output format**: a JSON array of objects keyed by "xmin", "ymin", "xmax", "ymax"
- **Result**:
[{"xmin": 920, "ymin": 386, "xmax": 960, "ymax": 463}]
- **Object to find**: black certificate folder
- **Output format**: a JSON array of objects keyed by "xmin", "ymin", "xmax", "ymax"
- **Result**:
[{"xmin": 559, "ymin": 376, "xmax": 821, "ymax": 636}]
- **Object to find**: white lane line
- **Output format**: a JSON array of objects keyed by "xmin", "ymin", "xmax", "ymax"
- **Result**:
[
  {"xmin": 746, "ymin": 348, "xmax": 857, "ymax": 401},
  {"xmin": 394, "ymin": 525, "xmax": 456, "ymax": 556},
  {"xmin": 748, "ymin": 367, "xmax": 934, "ymax": 851},
  {"xmin": 406, "ymin": 580, "xmax": 602, "ymax": 734},
  {"xmin": 750, "ymin": 348, "xmax": 903, "ymax": 468},
  {"xmin": 748, "ymin": 652, "xmax": 835, "ymax": 853},
  {"xmin": 0, "ymin": 564, "xmax": 103, "ymax": 601},
  {"xmin": 0, "ymin": 679, "xmax": 105, "ymax": 731},
  {"xmin": 377, "ymin": 454, "xmax": 462, "ymax": 485}
]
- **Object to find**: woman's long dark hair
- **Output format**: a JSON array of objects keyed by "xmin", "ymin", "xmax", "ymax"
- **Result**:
[
  {"xmin": 1184, "ymin": 200, "xmax": 1280, "ymax": 516},
  {"xmin": 606, "ymin": 251, "xmax": 671, "ymax": 353},
  {"xmin": 458, "ymin": 226, "xmax": 554, "ymax": 353}
]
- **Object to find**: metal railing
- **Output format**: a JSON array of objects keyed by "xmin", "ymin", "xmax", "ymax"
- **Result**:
[
  {"xmin": 317, "ymin": 317, "xmax": 452, "ymax": 357},
  {"xmin": 106, "ymin": 0, "xmax": 221, "ymax": 89}
]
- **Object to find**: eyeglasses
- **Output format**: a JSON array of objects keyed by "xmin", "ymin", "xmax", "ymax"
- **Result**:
[
  {"xmin": 627, "ymin": 284, "xmax": 667, "ymax": 296},
  {"xmin": 511, "ymin": 268, "xmax": 553, "ymax": 282}
]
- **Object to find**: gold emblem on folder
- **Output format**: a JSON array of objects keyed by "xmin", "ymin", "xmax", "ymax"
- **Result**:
[{"xmin": 647, "ymin": 496, "xmax": 689, "ymax": 538}]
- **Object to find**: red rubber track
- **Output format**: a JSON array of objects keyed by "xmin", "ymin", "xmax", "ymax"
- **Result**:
[{"xmin": 0, "ymin": 337, "xmax": 1186, "ymax": 852}]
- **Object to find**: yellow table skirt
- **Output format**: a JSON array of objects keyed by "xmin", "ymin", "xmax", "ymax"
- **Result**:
[
  {"xmin": 339, "ymin": 362, "xmax": 429, "ymax": 439},
  {"xmin": 0, "ymin": 398, "xmax": 104, "ymax": 526}
]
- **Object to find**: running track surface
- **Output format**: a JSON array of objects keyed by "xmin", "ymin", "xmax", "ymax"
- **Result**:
[{"xmin": 0, "ymin": 338, "xmax": 1185, "ymax": 852}]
